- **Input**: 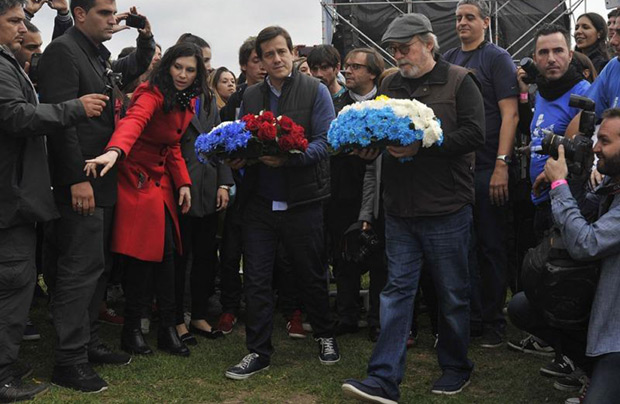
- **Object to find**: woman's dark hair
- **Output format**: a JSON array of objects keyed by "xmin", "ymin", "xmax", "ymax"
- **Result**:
[
  {"xmin": 148, "ymin": 43, "xmax": 211, "ymax": 113},
  {"xmin": 571, "ymin": 51, "xmax": 597, "ymax": 83},
  {"xmin": 117, "ymin": 46, "xmax": 136, "ymax": 60},
  {"xmin": 176, "ymin": 33, "xmax": 210, "ymax": 49},
  {"xmin": 575, "ymin": 13, "xmax": 609, "ymax": 59}
]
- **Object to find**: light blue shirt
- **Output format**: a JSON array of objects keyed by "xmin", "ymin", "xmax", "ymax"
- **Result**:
[{"xmin": 586, "ymin": 57, "xmax": 620, "ymax": 119}]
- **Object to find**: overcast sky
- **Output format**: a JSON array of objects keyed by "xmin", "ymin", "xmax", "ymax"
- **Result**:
[
  {"xmin": 31, "ymin": 0, "xmax": 323, "ymax": 76},
  {"xmin": 30, "ymin": 0, "xmax": 612, "ymax": 77}
]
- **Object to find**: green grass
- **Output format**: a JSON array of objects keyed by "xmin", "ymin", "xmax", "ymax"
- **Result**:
[{"xmin": 22, "ymin": 298, "xmax": 572, "ymax": 403}]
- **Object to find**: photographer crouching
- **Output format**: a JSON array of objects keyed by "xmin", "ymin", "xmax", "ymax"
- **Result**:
[{"xmin": 508, "ymin": 108, "xmax": 620, "ymax": 403}]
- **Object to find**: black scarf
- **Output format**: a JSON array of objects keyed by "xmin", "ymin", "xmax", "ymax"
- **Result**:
[
  {"xmin": 175, "ymin": 83, "xmax": 201, "ymax": 110},
  {"xmin": 536, "ymin": 64, "xmax": 584, "ymax": 101}
]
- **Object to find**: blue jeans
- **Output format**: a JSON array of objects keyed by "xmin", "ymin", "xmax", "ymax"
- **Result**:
[{"xmin": 366, "ymin": 206, "xmax": 474, "ymax": 399}]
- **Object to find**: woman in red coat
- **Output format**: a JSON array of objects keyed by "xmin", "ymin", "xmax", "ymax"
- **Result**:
[{"xmin": 85, "ymin": 43, "xmax": 210, "ymax": 357}]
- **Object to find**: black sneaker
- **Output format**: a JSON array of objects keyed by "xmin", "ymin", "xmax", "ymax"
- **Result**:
[
  {"xmin": 51, "ymin": 363, "xmax": 108, "ymax": 393},
  {"xmin": 225, "ymin": 353, "xmax": 270, "ymax": 380},
  {"xmin": 88, "ymin": 343, "xmax": 131, "ymax": 365},
  {"xmin": 22, "ymin": 320, "xmax": 40, "ymax": 341},
  {"xmin": 507, "ymin": 334, "xmax": 555, "ymax": 357},
  {"xmin": 316, "ymin": 337, "xmax": 340, "ymax": 365},
  {"xmin": 0, "ymin": 377, "xmax": 49, "ymax": 402},
  {"xmin": 540, "ymin": 355, "xmax": 576, "ymax": 378},
  {"xmin": 479, "ymin": 328, "xmax": 504, "ymax": 348}
]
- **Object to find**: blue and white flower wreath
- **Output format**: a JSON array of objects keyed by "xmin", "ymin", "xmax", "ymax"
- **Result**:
[{"xmin": 327, "ymin": 95, "xmax": 443, "ymax": 153}]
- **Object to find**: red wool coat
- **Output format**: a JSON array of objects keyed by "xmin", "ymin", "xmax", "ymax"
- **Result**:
[{"xmin": 106, "ymin": 83, "xmax": 194, "ymax": 262}]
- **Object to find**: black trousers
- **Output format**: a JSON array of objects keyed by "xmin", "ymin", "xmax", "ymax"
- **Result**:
[
  {"xmin": 218, "ymin": 205, "xmax": 302, "ymax": 318},
  {"xmin": 469, "ymin": 167, "xmax": 509, "ymax": 334},
  {"xmin": 174, "ymin": 213, "xmax": 219, "ymax": 324},
  {"xmin": 508, "ymin": 292, "xmax": 591, "ymax": 372},
  {"xmin": 218, "ymin": 203, "xmax": 243, "ymax": 314},
  {"xmin": 0, "ymin": 224, "xmax": 36, "ymax": 384},
  {"xmin": 43, "ymin": 205, "xmax": 112, "ymax": 366},
  {"xmin": 273, "ymin": 243, "xmax": 303, "ymax": 319},
  {"xmin": 328, "ymin": 198, "xmax": 387, "ymax": 328},
  {"xmin": 123, "ymin": 210, "xmax": 176, "ymax": 330},
  {"xmin": 585, "ymin": 353, "xmax": 620, "ymax": 404},
  {"xmin": 242, "ymin": 197, "xmax": 334, "ymax": 360}
]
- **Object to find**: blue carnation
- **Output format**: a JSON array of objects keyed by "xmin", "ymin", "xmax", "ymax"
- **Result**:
[{"xmin": 195, "ymin": 121, "xmax": 249, "ymax": 164}]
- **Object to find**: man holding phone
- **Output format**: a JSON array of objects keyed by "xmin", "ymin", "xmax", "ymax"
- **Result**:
[
  {"xmin": 37, "ymin": 0, "xmax": 155, "ymax": 393},
  {"xmin": 24, "ymin": 0, "xmax": 73, "ymax": 38}
]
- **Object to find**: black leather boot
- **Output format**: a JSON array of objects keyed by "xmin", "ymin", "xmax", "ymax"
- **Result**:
[
  {"xmin": 157, "ymin": 326, "xmax": 190, "ymax": 357},
  {"xmin": 121, "ymin": 328, "xmax": 153, "ymax": 355}
]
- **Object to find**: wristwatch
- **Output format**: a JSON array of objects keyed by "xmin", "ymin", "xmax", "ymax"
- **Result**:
[
  {"xmin": 496, "ymin": 154, "xmax": 512, "ymax": 164},
  {"xmin": 219, "ymin": 185, "xmax": 231, "ymax": 191}
]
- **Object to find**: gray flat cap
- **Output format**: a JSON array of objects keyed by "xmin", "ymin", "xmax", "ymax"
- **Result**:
[{"xmin": 381, "ymin": 13, "xmax": 433, "ymax": 45}]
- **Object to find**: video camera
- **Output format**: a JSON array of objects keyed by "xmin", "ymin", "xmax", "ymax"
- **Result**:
[{"xmin": 538, "ymin": 95, "xmax": 596, "ymax": 176}]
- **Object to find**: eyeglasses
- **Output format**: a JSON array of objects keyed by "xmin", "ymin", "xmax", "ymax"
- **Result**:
[
  {"xmin": 386, "ymin": 39, "xmax": 420, "ymax": 56},
  {"xmin": 343, "ymin": 63, "xmax": 368, "ymax": 71}
]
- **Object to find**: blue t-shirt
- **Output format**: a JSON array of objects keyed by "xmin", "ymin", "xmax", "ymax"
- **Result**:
[
  {"xmin": 586, "ymin": 57, "xmax": 620, "ymax": 119},
  {"xmin": 444, "ymin": 42, "xmax": 518, "ymax": 170},
  {"xmin": 529, "ymin": 80, "xmax": 590, "ymax": 205}
]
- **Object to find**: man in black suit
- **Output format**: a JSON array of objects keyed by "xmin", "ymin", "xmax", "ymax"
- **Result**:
[
  {"xmin": 37, "ymin": 0, "xmax": 155, "ymax": 393},
  {"xmin": 0, "ymin": 1, "xmax": 107, "ymax": 401}
]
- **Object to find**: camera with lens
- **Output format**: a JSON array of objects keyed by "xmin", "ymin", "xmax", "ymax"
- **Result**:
[
  {"xmin": 520, "ymin": 57, "xmax": 539, "ymax": 85},
  {"xmin": 357, "ymin": 230, "xmax": 381, "ymax": 262},
  {"xmin": 342, "ymin": 222, "xmax": 383, "ymax": 264},
  {"xmin": 103, "ymin": 68, "xmax": 123, "ymax": 96},
  {"xmin": 539, "ymin": 95, "xmax": 596, "ymax": 176}
]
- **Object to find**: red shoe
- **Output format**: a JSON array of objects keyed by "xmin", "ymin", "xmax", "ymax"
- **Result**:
[
  {"xmin": 406, "ymin": 331, "xmax": 418, "ymax": 349},
  {"xmin": 217, "ymin": 313, "xmax": 237, "ymax": 335},
  {"xmin": 98, "ymin": 308, "xmax": 124, "ymax": 326},
  {"xmin": 286, "ymin": 310, "xmax": 307, "ymax": 339}
]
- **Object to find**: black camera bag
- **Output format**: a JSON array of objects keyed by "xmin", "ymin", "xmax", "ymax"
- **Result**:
[{"xmin": 521, "ymin": 226, "xmax": 599, "ymax": 330}]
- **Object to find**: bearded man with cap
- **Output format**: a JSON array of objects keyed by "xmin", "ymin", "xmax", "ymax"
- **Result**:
[{"xmin": 342, "ymin": 13, "xmax": 485, "ymax": 402}]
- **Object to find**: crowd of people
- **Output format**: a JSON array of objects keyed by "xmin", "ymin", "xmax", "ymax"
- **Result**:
[{"xmin": 0, "ymin": 0, "xmax": 619, "ymax": 402}]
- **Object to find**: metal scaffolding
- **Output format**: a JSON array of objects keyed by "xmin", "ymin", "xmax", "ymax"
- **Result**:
[{"xmin": 321, "ymin": 0, "xmax": 588, "ymax": 62}]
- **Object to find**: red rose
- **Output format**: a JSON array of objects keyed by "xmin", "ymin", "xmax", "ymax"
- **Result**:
[
  {"xmin": 278, "ymin": 131, "xmax": 308, "ymax": 152},
  {"xmin": 257, "ymin": 121, "xmax": 277, "ymax": 141},
  {"xmin": 292, "ymin": 133, "xmax": 309, "ymax": 151},
  {"xmin": 242, "ymin": 114, "xmax": 259, "ymax": 132},
  {"xmin": 278, "ymin": 116, "xmax": 294, "ymax": 132},
  {"xmin": 258, "ymin": 111, "xmax": 275, "ymax": 124},
  {"xmin": 290, "ymin": 125, "xmax": 306, "ymax": 139}
]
